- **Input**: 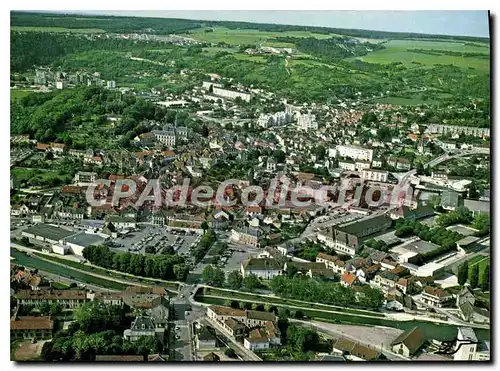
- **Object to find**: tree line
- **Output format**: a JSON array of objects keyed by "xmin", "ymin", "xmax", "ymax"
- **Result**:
[
  {"xmin": 394, "ymin": 219, "xmax": 463, "ymax": 264},
  {"xmin": 270, "ymin": 275, "xmax": 384, "ymax": 310},
  {"xmin": 11, "ymin": 86, "xmax": 165, "ymax": 145},
  {"xmin": 41, "ymin": 301, "xmax": 162, "ymax": 361},
  {"xmin": 82, "ymin": 244, "xmax": 189, "ymax": 281}
]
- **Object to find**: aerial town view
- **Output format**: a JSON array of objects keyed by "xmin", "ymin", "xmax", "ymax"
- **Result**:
[{"xmin": 9, "ymin": 10, "xmax": 490, "ymax": 362}]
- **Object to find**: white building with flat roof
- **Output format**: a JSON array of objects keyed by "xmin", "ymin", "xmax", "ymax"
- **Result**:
[
  {"xmin": 333, "ymin": 145, "xmax": 374, "ymax": 162},
  {"xmin": 297, "ymin": 113, "xmax": 318, "ymax": 132},
  {"xmin": 361, "ymin": 169, "xmax": 389, "ymax": 183}
]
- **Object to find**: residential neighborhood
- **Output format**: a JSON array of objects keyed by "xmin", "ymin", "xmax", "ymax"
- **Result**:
[{"xmin": 9, "ymin": 10, "xmax": 490, "ymax": 363}]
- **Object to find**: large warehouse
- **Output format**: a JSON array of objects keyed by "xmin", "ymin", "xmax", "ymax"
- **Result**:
[{"xmin": 22, "ymin": 223, "xmax": 106, "ymax": 256}]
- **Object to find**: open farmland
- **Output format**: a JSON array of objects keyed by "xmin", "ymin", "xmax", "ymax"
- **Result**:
[
  {"xmin": 185, "ymin": 27, "xmax": 338, "ymax": 46},
  {"xmin": 351, "ymin": 39, "xmax": 490, "ymax": 72}
]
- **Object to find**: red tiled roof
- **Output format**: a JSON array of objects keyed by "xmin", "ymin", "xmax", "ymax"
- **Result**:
[
  {"xmin": 36, "ymin": 143, "xmax": 50, "ymax": 150},
  {"xmin": 342, "ymin": 273, "xmax": 357, "ymax": 285},
  {"xmin": 397, "ymin": 278, "xmax": 408, "ymax": 287},
  {"xmin": 11, "ymin": 316, "xmax": 53, "ymax": 331},
  {"xmin": 317, "ymin": 252, "xmax": 338, "ymax": 262},
  {"xmin": 423, "ymin": 286, "xmax": 451, "ymax": 298}
]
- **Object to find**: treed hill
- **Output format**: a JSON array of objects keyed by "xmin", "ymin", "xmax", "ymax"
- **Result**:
[
  {"xmin": 11, "ymin": 11, "xmax": 490, "ymax": 43},
  {"xmin": 10, "ymin": 86, "xmax": 162, "ymax": 144},
  {"xmin": 11, "ymin": 11, "xmax": 205, "ymax": 34},
  {"xmin": 273, "ymin": 36, "xmax": 385, "ymax": 59},
  {"xmin": 10, "ymin": 31, "xmax": 166, "ymax": 72}
]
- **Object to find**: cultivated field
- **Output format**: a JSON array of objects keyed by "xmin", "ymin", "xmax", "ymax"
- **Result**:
[
  {"xmin": 185, "ymin": 27, "xmax": 337, "ymax": 46},
  {"xmin": 352, "ymin": 39, "xmax": 490, "ymax": 72}
]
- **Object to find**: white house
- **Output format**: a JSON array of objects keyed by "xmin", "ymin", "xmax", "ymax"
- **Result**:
[
  {"xmin": 390, "ymin": 327, "xmax": 425, "ymax": 357},
  {"xmin": 453, "ymin": 327, "xmax": 490, "ymax": 361},
  {"xmin": 240, "ymin": 258, "xmax": 283, "ymax": 279}
]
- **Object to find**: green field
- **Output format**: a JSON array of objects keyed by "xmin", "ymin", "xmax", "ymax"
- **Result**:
[
  {"xmin": 11, "ymin": 167, "xmax": 72, "ymax": 185},
  {"xmin": 352, "ymin": 39, "xmax": 490, "ymax": 72},
  {"xmin": 290, "ymin": 58, "xmax": 342, "ymax": 70},
  {"xmin": 50, "ymin": 281, "xmax": 70, "ymax": 290},
  {"xmin": 11, "ymin": 26, "xmax": 105, "ymax": 33},
  {"xmin": 382, "ymin": 39, "xmax": 490, "ymax": 53},
  {"xmin": 10, "ymin": 89, "xmax": 35, "ymax": 101},
  {"xmin": 11, "ymin": 249, "xmax": 127, "ymax": 290},
  {"xmin": 186, "ymin": 27, "xmax": 337, "ymax": 46},
  {"xmin": 232, "ymin": 53, "xmax": 268, "ymax": 63},
  {"xmin": 201, "ymin": 46, "xmax": 238, "ymax": 55},
  {"xmin": 370, "ymin": 94, "xmax": 455, "ymax": 106},
  {"xmin": 202, "ymin": 287, "xmax": 385, "ymax": 317}
]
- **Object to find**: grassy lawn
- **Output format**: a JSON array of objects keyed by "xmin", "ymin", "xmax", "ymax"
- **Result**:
[
  {"xmin": 351, "ymin": 39, "xmax": 490, "ymax": 72},
  {"xmin": 202, "ymin": 46, "xmax": 239, "ymax": 55},
  {"xmin": 202, "ymin": 287, "xmax": 385, "ymax": 317},
  {"xmin": 465, "ymin": 255, "xmax": 486, "ymax": 266},
  {"xmin": 372, "ymin": 95, "xmax": 430, "ymax": 106},
  {"xmin": 11, "ymin": 26, "xmax": 105, "ymax": 33},
  {"xmin": 50, "ymin": 281, "xmax": 70, "ymax": 290},
  {"xmin": 11, "ymin": 167, "xmax": 72, "ymax": 186},
  {"xmin": 232, "ymin": 53, "xmax": 268, "ymax": 63},
  {"xmin": 10, "ymin": 89, "xmax": 36, "ymax": 101},
  {"xmin": 11, "ymin": 249, "xmax": 127, "ymax": 290},
  {"xmin": 289, "ymin": 59, "xmax": 342, "ymax": 70}
]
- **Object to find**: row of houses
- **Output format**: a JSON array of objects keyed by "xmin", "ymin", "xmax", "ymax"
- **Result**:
[
  {"xmin": 206, "ymin": 305, "xmax": 281, "ymax": 351},
  {"xmin": 12, "ymin": 286, "xmax": 171, "ymax": 343}
]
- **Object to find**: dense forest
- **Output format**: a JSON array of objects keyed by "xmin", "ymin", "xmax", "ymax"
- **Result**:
[
  {"xmin": 10, "ymin": 31, "xmax": 167, "ymax": 71},
  {"xmin": 10, "ymin": 86, "xmax": 163, "ymax": 143},
  {"xmin": 273, "ymin": 36, "xmax": 386, "ymax": 59},
  {"xmin": 82, "ymin": 244, "xmax": 189, "ymax": 281},
  {"xmin": 11, "ymin": 11, "xmax": 205, "ymax": 34}
]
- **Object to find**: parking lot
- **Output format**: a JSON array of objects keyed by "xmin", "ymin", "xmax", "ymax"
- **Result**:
[
  {"xmin": 219, "ymin": 241, "xmax": 260, "ymax": 273},
  {"xmin": 109, "ymin": 225, "xmax": 201, "ymax": 257}
]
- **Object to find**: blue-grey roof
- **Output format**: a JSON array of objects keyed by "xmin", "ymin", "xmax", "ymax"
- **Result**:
[{"xmin": 63, "ymin": 231, "xmax": 105, "ymax": 247}]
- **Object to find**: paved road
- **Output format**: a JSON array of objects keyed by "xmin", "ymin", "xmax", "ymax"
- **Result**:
[
  {"xmin": 169, "ymin": 283, "xmax": 207, "ymax": 361},
  {"xmin": 424, "ymin": 148, "xmax": 490, "ymax": 168}
]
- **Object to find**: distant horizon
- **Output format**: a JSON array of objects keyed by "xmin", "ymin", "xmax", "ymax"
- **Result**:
[{"xmin": 29, "ymin": 10, "xmax": 490, "ymax": 38}]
